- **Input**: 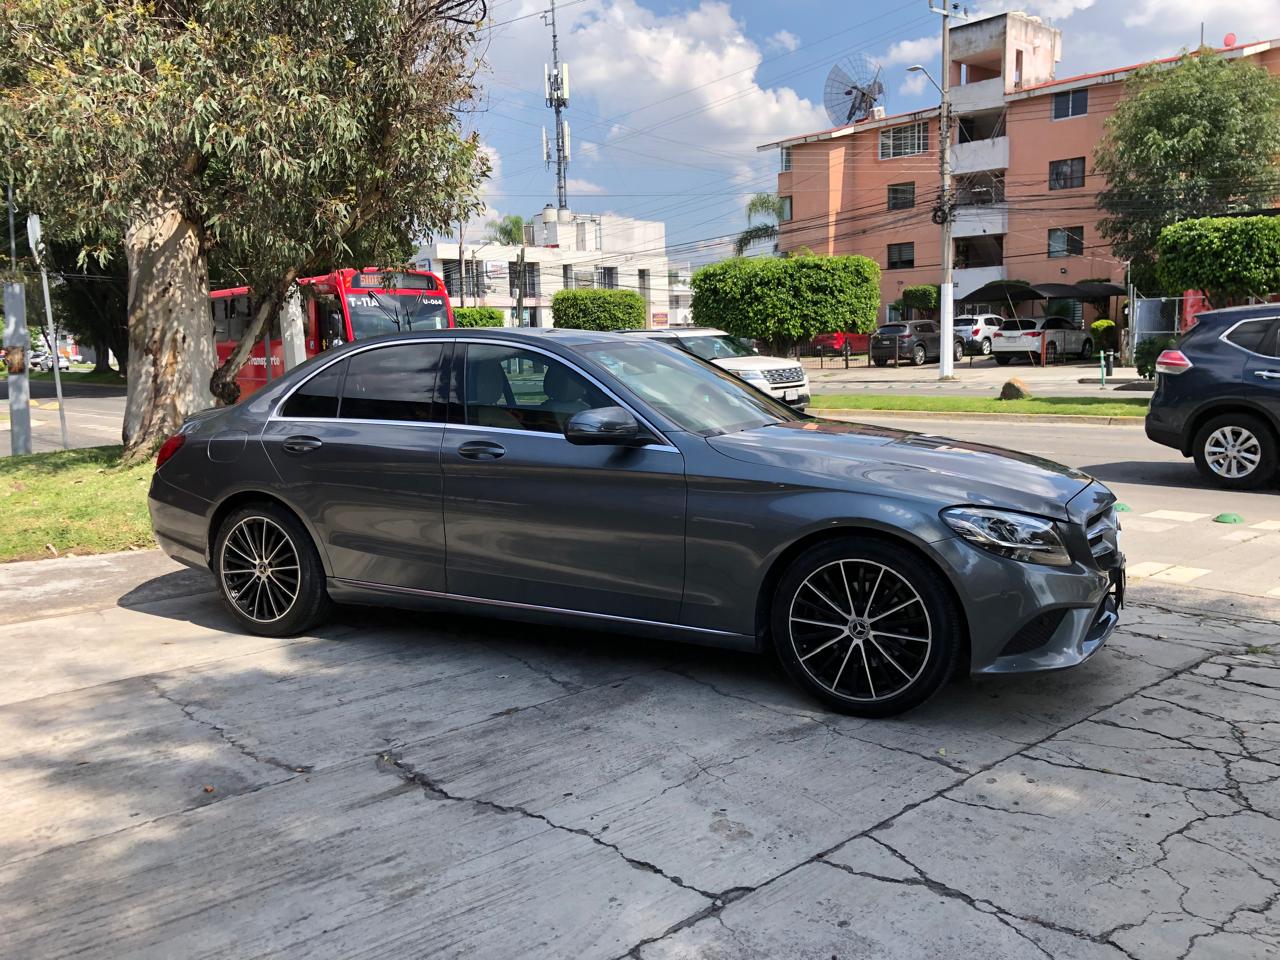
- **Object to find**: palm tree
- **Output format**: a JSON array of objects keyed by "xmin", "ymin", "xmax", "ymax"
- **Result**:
[
  {"xmin": 733, "ymin": 193, "xmax": 785, "ymax": 257},
  {"xmin": 485, "ymin": 214, "xmax": 528, "ymax": 246}
]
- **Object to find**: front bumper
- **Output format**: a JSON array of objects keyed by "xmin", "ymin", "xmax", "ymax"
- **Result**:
[{"xmin": 929, "ymin": 535, "xmax": 1124, "ymax": 677}]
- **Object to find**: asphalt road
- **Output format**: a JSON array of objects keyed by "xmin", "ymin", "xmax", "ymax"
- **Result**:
[{"xmin": 0, "ymin": 378, "xmax": 126, "ymax": 455}]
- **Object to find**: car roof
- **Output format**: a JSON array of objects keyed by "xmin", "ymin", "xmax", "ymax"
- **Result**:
[
  {"xmin": 625, "ymin": 326, "xmax": 727, "ymax": 337},
  {"xmin": 1192, "ymin": 304, "xmax": 1280, "ymax": 326}
]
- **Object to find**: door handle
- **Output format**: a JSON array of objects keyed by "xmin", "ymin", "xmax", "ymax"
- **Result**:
[
  {"xmin": 282, "ymin": 435, "xmax": 323, "ymax": 454},
  {"xmin": 458, "ymin": 440, "xmax": 506, "ymax": 461},
  {"xmin": 1255, "ymin": 370, "xmax": 1280, "ymax": 380}
]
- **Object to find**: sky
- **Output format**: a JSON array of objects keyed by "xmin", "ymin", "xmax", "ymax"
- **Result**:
[{"xmin": 461, "ymin": 0, "xmax": 1280, "ymax": 263}]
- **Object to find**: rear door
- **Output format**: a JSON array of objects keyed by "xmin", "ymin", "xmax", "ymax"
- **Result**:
[
  {"xmin": 263, "ymin": 341, "xmax": 450, "ymax": 591},
  {"xmin": 915, "ymin": 321, "xmax": 940, "ymax": 358},
  {"xmin": 1235, "ymin": 317, "xmax": 1280, "ymax": 427}
]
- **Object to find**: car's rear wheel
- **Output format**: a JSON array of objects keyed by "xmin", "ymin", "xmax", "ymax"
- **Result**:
[
  {"xmin": 994, "ymin": 354, "xmax": 1011, "ymax": 366},
  {"xmin": 1080, "ymin": 338, "xmax": 1094, "ymax": 361},
  {"xmin": 953, "ymin": 340, "xmax": 964, "ymax": 362},
  {"xmin": 214, "ymin": 502, "xmax": 333, "ymax": 637},
  {"xmin": 1193, "ymin": 414, "xmax": 1278, "ymax": 490},
  {"xmin": 912, "ymin": 344, "xmax": 927, "ymax": 366},
  {"xmin": 771, "ymin": 538, "xmax": 961, "ymax": 717},
  {"xmin": 873, "ymin": 359, "xmax": 888, "ymax": 367},
  {"xmin": 980, "ymin": 338, "xmax": 993, "ymax": 356}
]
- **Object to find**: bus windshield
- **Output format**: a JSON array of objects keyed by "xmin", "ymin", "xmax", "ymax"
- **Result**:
[{"xmin": 346, "ymin": 292, "xmax": 449, "ymax": 338}]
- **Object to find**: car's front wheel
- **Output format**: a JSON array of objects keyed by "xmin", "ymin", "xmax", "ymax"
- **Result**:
[
  {"xmin": 994, "ymin": 354, "xmax": 1011, "ymax": 366},
  {"xmin": 771, "ymin": 537, "xmax": 961, "ymax": 717},
  {"xmin": 953, "ymin": 340, "xmax": 965, "ymax": 362},
  {"xmin": 213, "ymin": 502, "xmax": 333, "ymax": 637},
  {"xmin": 912, "ymin": 344, "xmax": 927, "ymax": 366},
  {"xmin": 1193, "ymin": 414, "xmax": 1278, "ymax": 490},
  {"xmin": 1080, "ymin": 338, "xmax": 1094, "ymax": 361},
  {"xmin": 980, "ymin": 338, "xmax": 993, "ymax": 356}
]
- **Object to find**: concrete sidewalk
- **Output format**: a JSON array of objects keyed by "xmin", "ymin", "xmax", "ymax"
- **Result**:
[
  {"xmin": 806, "ymin": 355, "xmax": 1148, "ymax": 398},
  {"xmin": 2, "ymin": 551, "xmax": 1279, "ymax": 958}
]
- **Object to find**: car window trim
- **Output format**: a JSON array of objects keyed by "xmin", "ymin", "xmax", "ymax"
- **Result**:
[
  {"xmin": 452, "ymin": 337, "xmax": 679, "ymax": 450},
  {"xmin": 272, "ymin": 340, "xmax": 448, "ymax": 425},
  {"xmin": 1219, "ymin": 317, "xmax": 1280, "ymax": 360}
]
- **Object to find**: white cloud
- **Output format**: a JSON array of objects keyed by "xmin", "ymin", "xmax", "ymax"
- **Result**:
[
  {"xmin": 898, "ymin": 72, "xmax": 928, "ymax": 97},
  {"xmin": 1120, "ymin": 0, "xmax": 1280, "ymax": 36},
  {"xmin": 566, "ymin": 178, "xmax": 606, "ymax": 195},
  {"xmin": 766, "ymin": 29, "xmax": 800, "ymax": 54},
  {"xmin": 882, "ymin": 35, "xmax": 940, "ymax": 67}
]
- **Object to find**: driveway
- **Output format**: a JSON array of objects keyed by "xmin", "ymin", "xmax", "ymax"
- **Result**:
[{"xmin": 2, "ymin": 547, "xmax": 1279, "ymax": 959}]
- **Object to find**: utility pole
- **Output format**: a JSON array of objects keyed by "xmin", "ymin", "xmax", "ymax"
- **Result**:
[
  {"xmin": 457, "ymin": 219, "xmax": 465, "ymax": 309},
  {"xmin": 543, "ymin": 0, "xmax": 571, "ymax": 209},
  {"xmin": 5, "ymin": 183, "xmax": 32, "ymax": 456},
  {"xmin": 27, "ymin": 214, "xmax": 69, "ymax": 449},
  {"xmin": 930, "ymin": 1, "xmax": 965, "ymax": 381}
]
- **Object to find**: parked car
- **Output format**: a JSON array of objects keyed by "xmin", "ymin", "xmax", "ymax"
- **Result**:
[
  {"xmin": 870, "ymin": 320, "xmax": 964, "ymax": 367},
  {"xmin": 150, "ymin": 328, "xmax": 1124, "ymax": 718},
  {"xmin": 1146, "ymin": 305, "xmax": 1280, "ymax": 490},
  {"xmin": 625, "ymin": 326, "xmax": 810, "ymax": 409},
  {"xmin": 956, "ymin": 314, "xmax": 1004, "ymax": 357},
  {"xmin": 28, "ymin": 350, "xmax": 70, "ymax": 372},
  {"xmin": 812, "ymin": 331, "xmax": 869, "ymax": 354},
  {"xmin": 992, "ymin": 317, "xmax": 1094, "ymax": 365}
]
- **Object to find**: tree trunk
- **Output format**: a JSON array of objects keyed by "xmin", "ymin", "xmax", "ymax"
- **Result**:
[
  {"xmin": 209, "ymin": 269, "xmax": 298, "ymax": 405},
  {"xmin": 122, "ymin": 197, "xmax": 214, "ymax": 462},
  {"xmin": 91, "ymin": 336, "xmax": 111, "ymax": 375}
]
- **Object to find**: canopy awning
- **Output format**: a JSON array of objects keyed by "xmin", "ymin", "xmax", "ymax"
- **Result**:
[
  {"xmin": 959, "ymin": 281, "xmax": 1044, "ymax": 304},
  {"xmin": 1074, "ymin": 281, "xmax": 1127, "ymax": 298},
  {"xmin": 1030, "ymin": 282, "xmax": 1085, "ymax": 299}
]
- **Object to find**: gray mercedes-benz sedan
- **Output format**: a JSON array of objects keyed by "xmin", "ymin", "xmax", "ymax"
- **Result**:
[{"xmin": 149, "ymin": 328, "xmax": 1124, "ymax": 717}]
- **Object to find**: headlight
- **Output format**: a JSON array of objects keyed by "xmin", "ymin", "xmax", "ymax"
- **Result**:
[
  {"xmin": 738, "ymin": 370, "xmax": 769, "ymax": 385},
  {"xmin": 941, "ymin": 506, "xmax": 1073, "ymax": 567}
]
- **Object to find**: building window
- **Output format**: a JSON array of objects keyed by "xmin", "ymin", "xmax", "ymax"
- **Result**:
[
  {"xmin": 779, "ymin": 196, "xmax": 793, "ymax": 221},
  {"xmin": 879, "ymin": 122, "xmax": 928, "ymax": 160},
  {"xmin": 1052, "ymin": 89, "xmax": 1088, "ymax": 120},
  {"xmin": 562, "ymin": 264, "xmax": 573, "ymax": 289},
  {"xmin": 1049, "ymin": 157, "xmax": 1086, "ymax": 190},
  {"xmin": 596, "ymin": 266, "xmax": 618, "ymax": 289},
  {"xmin": 780, "ymin": 146, "xmax": 792, "ymax": 172},
  {"xmin": 887, "ymin": 182, "xmax": 915, "ymax": 210},
  {"xmin": 887, "ymin": 242, "xmax": 915, "ymax": 270},
  {"xmin": 1048, "ymin": 226, "xmax": 1085, "ymax": 258}
]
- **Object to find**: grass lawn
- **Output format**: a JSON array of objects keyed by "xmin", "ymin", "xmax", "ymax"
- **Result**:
[
  {"xmin": 811, "ymin": 395, "xmax": 1150, "ymax": 418},
  {"xmin": 0, "ymin": 445, "xmax": 154, "ymax": 562},
  {"xmin": 0, "ymin": 368, "xmax": 125, "ymax": 386}
]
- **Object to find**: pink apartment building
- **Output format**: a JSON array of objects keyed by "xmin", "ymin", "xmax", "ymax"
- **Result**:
[{"xmin": 759, "ymin": 12, "xmax": 1280, "ymax": 323}]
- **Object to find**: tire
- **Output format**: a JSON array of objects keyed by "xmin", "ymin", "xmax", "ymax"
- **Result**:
[
  {"xmin": 953, "ymin": 340, "xmax": 965, "ymax": 362},
  {"xmin": 772, "ymin": 537, "xmax": 961, "ymax": 717},
  {"xmin": 213, "ymin": 502, "xmax": 333, "ymax": 637},
  {"xmin": 994, "ymin": 354, "xmax": 1011, "ymax": 366},
  {"xmin": 912, "ymin": 344, "xmax": 927, "ymax": 366},
  {"xmin": 980, "ymin": 338, "xmax": 992, "ymax": 356},
  {"xmin": 873, "ymin": 359, "xmax": 888, "ymax": 368},
  {"xmin": 1192, "ymin": 413, "xmax": 1278, "ymax": 490},
  {"xmin": 1080, "ymin": 338, "xmax": 1094, "ymax": 361}
]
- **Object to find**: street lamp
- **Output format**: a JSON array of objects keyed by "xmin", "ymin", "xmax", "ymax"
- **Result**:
[{"xmin": 906, "ymin": 64, "xmax": 942, "ymax": 94}]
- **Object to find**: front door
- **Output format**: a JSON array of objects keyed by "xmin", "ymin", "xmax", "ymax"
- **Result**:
[
  {"xmin": 441, "ymin": 342, "xmax": 687, "ymax": 623},
  {"xmin": 1239, "ymin": 317, "xmax": 1280, "ymax": 421},
  {"xmin": 262, "ymin": 341, "xmax": 449, "ymax": 591}
]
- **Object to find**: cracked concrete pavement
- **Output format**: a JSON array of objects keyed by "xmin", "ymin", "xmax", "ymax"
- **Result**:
[{"xmin": 2, "ymin": 552, "xmax": 1280, "ymax": 959}]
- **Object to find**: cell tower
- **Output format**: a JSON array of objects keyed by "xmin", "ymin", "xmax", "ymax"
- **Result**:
[{"xmin": 542, "ymin": 0, "xmax": 571, "ymax": 209}]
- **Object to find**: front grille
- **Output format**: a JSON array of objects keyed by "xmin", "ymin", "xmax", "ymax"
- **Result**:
[
  {"xmin": 1087, "ymin": 507, "xmax": 1119, "ymax": 565},
  {"xmin": 763, "ymin": 366, "xmax": 805, "ymax": 385},
  {"xmin": 1001, "ymin": 609, "xmax": 1069, "ymax": 656}
]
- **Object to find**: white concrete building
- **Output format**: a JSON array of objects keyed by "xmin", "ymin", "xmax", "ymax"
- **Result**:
[{"xmin": 416, "ymin": 205, "xmax": 673, "ymax": 328}]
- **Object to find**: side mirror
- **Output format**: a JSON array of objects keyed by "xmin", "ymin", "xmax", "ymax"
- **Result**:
[{"xmin": 564, "ymin": 406, "xmax": 643, "ymax": 446}]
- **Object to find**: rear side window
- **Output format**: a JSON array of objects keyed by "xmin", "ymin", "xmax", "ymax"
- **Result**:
[
  {"xmin": 281, "ymin": 360, "xmax": 346, "ymax": 419},
  {"xmin": 341, "ymin": 343, "xmax": 446, "ymax": 422},
  {"xmin": 1224, "ymin": 319, "xmax": 1280, "ymax": 356},
  {"xmin": 1000, "ymin": 320, "xmax": 1022, "ymax": 332},
  {"xmin": 915, "ymin": 322, "xmax": 937, "ymax": 334}
]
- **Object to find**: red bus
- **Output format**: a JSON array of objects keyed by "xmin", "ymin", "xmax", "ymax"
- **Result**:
[{"xmin": 211, "ymin": 267, "xmax": 454, "ymax": 398}]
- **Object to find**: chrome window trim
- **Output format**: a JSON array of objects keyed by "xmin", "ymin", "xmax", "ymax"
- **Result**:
[
  {"xmin": 1218, "ymin": 317, "xmax": 1280, "ymax": 361},
  {"xmin": 269, "ymin": 334, "xmax": 679, "ymax": 448}
]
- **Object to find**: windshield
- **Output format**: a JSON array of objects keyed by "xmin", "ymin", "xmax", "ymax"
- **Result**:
[
  {"xmin": 346, "ymin": 292, "xmax": 449, "ymax": 338},
  {"xmin": 676, "ymin": 334, "xmax": 755, "ymax": 360},
  {"xmin": 576, "ymin": 341, "xmax": 803, "ymax": 437}
]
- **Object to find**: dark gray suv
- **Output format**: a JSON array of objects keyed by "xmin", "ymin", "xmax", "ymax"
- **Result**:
[{"xmin": 150, "ymin": 329, "xmax": 1123, "ymax": 717}]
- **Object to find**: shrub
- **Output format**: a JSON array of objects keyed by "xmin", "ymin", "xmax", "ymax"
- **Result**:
[
  {"xmin": 453, "ymin": 306, "xmax": 505, "ymax": 328},
  {"xmin": 1157, "ymin": 215, "xmax": 1280, "ymax": 306},
  {"xmin": 1091, "ymin": 318, "xmax": 1116, "ymax": 348},
  {"xmin": 691, "ymin": 254, "xmax": 880, "ymax": 352},
  {"xmin": 551, "ymin": 288, "xmax": 646, "ymax": 331},
  {"xmin": 902, "ymin": 284, "xmax": 940, "ymax": 312},
  {"xmin": 1135, "ymin": 334, "xmax": 1178, "ymax": 378}
]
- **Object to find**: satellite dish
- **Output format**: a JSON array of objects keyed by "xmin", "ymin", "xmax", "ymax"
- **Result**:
[
  {"xmin": 823, "ymin": 55, "xmax": 886, "ymax": 127},
  {"xmin": 1224, "ymin": 32, "xmax": 1237, "ymax": 47}
]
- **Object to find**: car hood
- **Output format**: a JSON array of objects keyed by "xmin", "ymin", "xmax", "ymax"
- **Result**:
[
  {"xmin": 708, "ymin": 418, "xmax": 1094, "ymax": 520},
  {"xmin": 711, "ymin": 356, "xmax": 801, "ymax": 373}
]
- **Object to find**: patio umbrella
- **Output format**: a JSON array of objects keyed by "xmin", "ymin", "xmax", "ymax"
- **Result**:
[
  {"xmin": 1075, "ymin": 281, "xmax": 1127, "ymax": 299},
  {"xmin": 1030, "ymin": 282, "xmax": 1086, "ymax": 299},
  {"xmin": 959, "ymin": 281, "xmax": 1045, "ymax": 305}
]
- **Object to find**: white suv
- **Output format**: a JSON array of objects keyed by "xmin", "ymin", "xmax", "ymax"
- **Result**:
[{"xmin": 626, "ymin": 327, "xmax": 810, "ymax": 409}]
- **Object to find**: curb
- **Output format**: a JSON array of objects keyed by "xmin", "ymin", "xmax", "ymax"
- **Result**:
[{"xmin": 808, "ymin": 408, "xmax": 1144, "ymax": 426}]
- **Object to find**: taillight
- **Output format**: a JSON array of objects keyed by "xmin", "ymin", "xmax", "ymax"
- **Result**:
[
  {"xmin": 899, "ymin": 334, "xmax": 911, "ymax": 340},
  {"xmin": 972, "ymin": 328, "xmax": 981, "ymax": 336},
  {"xmin": 1155, "ymin": 350, "xmax": 1193, "ymax": 375},
  {"xmin": 156, "ymin": 433, "xmax": 186, "ymax": 468},
  {"xmin": 994, "ymin": 331, "xmax": 1003, "ymax": 337},
  {"xmin": 1026, "ymin": 331, "xmax": 1042, "ymax": 338}
]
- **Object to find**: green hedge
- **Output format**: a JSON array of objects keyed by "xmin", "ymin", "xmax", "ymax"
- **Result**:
[
  {"xmin": 551, "ymin": 288, "xmax": 646, "ymax": 331},
  {"xmin": 453, "ymin": 306, "xmax": 505, "ymax": 328},
  {"xmin": 902, "ymin": 284, "xmax": 939, "ymax": 312},
  {"xmin": 1136, "ymin": 334, "xmax": 1178, "ymax": 378},
  {"xmin": 1091, "ymin": 318, "xmax": 1116, "ymax": 348},
  {"xmin": 1157, "ymin": 215, "xmax": 1280, "ymax": 304},
  {"xmin": 691, "ymin": 254, "xmax": 880, "ymax": 351}
]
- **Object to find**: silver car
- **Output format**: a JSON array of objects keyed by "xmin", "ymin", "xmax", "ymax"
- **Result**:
[{"xmin": 149, "ymin": 329, "xmax": 1124, "ymax": 718}]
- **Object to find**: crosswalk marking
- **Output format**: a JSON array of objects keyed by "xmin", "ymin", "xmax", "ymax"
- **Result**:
[
  {"xmin": 1128, "ymin": 562, "xmax": 1173, "ymax": 578},
  {"xmin": 1143, "ymin": 510, "xmax": 1212, "ymax": 523},
  {"xmin": 1269, "ymin": 588, "xmax": 1280, "ymax": 599},
  {"xmin": 1251, "ymin": 521, "xmax": 1280, "ymax": 531},
  {"xmin": 1222, "ymin": 530, "xmax": 1265, "ymax": 543},
  {"xmin": 1148, "ymin": 566, "xmax": 1211, "ymax": 584},
  {"xmin": 1122, "ymin": 518, "xmax": 1178, "ymax": 533}
]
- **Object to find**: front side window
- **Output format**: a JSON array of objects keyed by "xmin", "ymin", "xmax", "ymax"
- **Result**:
[
  {"xmin": 887, "ymin": 242, "xmax": 915, "ymax": 270},
  {"xmin": 281, "ymin": 358, "xmax": 346, "ymax": 419},
  {"xmin": 1052, "ymin": 89, "xmax": 1088, "ymax": 119},
  {"xmin": 1049, "ymin": 157, "xmax": 1086, "ymax": 190},
  {"xmin": 341, "ymin": 343, "xmax": 446, "ymax": 422},
  {"xmin": 1048, "ymin": 226, "xmax": 1085, "ymax": 257},
  {"xmin": 1224, "ymin": 319, "xmax": 1280, "ymax": 356},
  {"xmin": 879, "ymin": 122, "xmax": 928, "ymax": 159},
  {"xmin": 577, "ymin": 341, "xmax": 801, "ymax": 437},
  {"xmin": 887, "ymin": 182, "xmax": 915, "ymax": 210},
  {"xmin": 462, "ymin": 344, "xmax": 611, "ymax": 434}
]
